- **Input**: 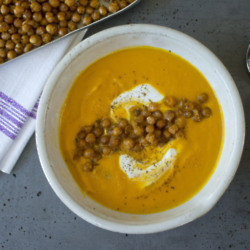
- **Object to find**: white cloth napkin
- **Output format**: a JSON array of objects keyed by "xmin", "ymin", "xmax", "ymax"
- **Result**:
[{"xmin": 0, "ymin": 30, "xmax": 87, "ymax": 174}]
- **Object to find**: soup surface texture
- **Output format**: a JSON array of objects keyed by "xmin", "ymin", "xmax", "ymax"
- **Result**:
[{"xmin": 59, "ymin": 46, "xmax": 224, "ymax": 214}]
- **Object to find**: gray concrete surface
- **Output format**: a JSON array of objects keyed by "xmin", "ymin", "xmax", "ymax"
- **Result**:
[{"xmin": 0, "ymin": 0, "xmax": 250, "ymax": 249}]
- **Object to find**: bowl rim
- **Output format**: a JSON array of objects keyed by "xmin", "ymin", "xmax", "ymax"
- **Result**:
[{"xmin": 36, "ymin": 24, "xmax": 245, "ymax": 234}]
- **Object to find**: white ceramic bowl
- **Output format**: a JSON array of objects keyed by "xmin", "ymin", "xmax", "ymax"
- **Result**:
[{"xmin": 36, "ymin": 24, "xmax": 245, "ymax": 234}]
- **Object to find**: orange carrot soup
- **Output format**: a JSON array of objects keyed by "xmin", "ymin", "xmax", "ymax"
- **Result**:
[{"xmin": 59, "ymin": 46, "xmax": 224, "ymax": 214}]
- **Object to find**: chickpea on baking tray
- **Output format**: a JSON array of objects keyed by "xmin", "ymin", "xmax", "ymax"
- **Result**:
[{"xmin": 0, "ymin": 0, "xmax": 136, "ymax": 64}]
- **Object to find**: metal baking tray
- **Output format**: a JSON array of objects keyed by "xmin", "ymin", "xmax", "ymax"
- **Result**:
[{"xmin": 0, "ymin": 0, "xmax": 141, "ymax": 67}]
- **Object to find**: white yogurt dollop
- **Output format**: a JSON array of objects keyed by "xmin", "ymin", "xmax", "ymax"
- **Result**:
[{"xmin": 110, "ymin": 84, "xmax": 177, "ymax": 187}]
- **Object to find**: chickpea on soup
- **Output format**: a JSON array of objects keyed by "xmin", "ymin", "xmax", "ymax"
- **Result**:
[{"xmin": 59, "ymin": 46, "xmax": 224, "ymax": 214}]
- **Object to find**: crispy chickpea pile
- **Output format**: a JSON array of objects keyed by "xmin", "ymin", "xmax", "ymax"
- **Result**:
[
  {"xmin": 75, "ymin": 92, "xmax": 212, "ymax": 172},
  {"xmin": 0, "ymin": 0, "xmax": 135, "ymax": 63}
]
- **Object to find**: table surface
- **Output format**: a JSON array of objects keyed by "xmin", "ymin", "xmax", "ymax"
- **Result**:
[{"xmin": 1, "ymin": 0, "xmax": 250, "ymax": 249}]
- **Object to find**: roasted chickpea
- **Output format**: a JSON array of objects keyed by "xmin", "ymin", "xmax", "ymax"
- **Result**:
[
  {"xmin": 29, "ymin": 34, "xmax": 42, "ymax": 46},
  {"xmin": 152, "ymin": 110, "xmax": 162, "ymax": 119},
  {"xmin": 65, "ymin": 0, "xmax": 75, "ymax": 7},
  {"xmin": 108, "ymin": 2, "xmax": 119, "ymax": 13},
  {"xmin": 33, "ymin": 12, "xmax": 42, "ymax": 22},
  {"xmin": 138, "ymin": 137, "xmax": 148, "ymax": 147},
  {"xmin": 41, "ymin": 33, "xmax": 51, "ymax": 43},
  {"xmin": 164, "ymin": 110, "xmax": 175, "ymax": 122},
  {"xmin": 69, "ymin": 3, "xmax": 77, "ymax": 11},
  {"xmin": 3, "ymin": 0, "xmax": 12, "ymax": 4},
  {"xmin": 102, "ymin": 146, "xmax": 111, "ymax": 155},
  {"xmin": 77, "ymin": 6, "xmax": 85, "ymax": 14},
  {"xmin": 68, "ymin": 20, "xmax": 76, "ymax": 30},
  {"xmin": 40, "ymin": 17, "xmax": 48, "ymax": 26},
  {"xmin": 98, "ymin": 5, "xmax": 107, "ymax": 16},
  {"xmin": 1, "ymin": 31, "xmax": 10, "ymax": 40},
  {"xmin": 49, "ymin": 0, "xmax": 60, "ymax": 8},
  {"xmin": 197, "ymin": 93, "xmax": 208, "ymax": 103},
  {"xmin": 201, "ymin": 107, "xmax": 212, "ymax": 117},
  {"xmin": 42, "ymin": 2, "xmax": 52, "ymax": 12},
  {"xmin": 192, "ymin": 114, "xmax": 202, "ymax": 122},
  {"xmin": 4, "ymin": 14, "xmax": 13, "ymax": 24},
  {"xmin": 90, "ymin": 0, "xmax": 99, "ymax": 9},
  {"xmin": 21, "ymin": 34, "xmax": 29, "ymax": 44},
  {"xmin": 135, "ymin": 115, "xmax": 144, "ymax": 124},
  {"xmin": 183, "ymin": 101, "xmax": 194, "ymax": 111},
  {"xmin": 45, "ymin": 12, "xmax": 55, "ymax": 23},
  {"xmin": 183, "ymin": 110, "xmax": 192, "ymax": 118},
  {"xmin": 46, "ymin": 23, "xmax": 57, "ymax": 35},
  {"xmin": 0, "ymin": 48, "xmax": 6, "ymax": 58},
  {"xmin": 85, "ymin": 133, "xmax": 96, "ymax": 144},
  {"xmin": 71, "ymin": 12, "xmax": 81, "ymax": 23},
  {"xmin": 93, "ymin": 127, "xmax": 103, "ymax": 137},
  {"xmin": 148, "ymin": 102, "xmax": 159, "ymax": 112},
  {"xmin": 133, "ymin": 125, "xmax": 144, "ymax": 136},
  {"xmin": 145, "ymin": 133, "xmax": 156, "ymax": 144},
  {"xmin": 21, "ymin": 23, "xmax": 31, "ymax": 33},
  {"xmin": 23, "ymin": 43, "xmax": 33, "ymax": 52},
  {"xmin": 83, "ymin": 125, "xmax": 93, "ymax": 133},
  {"xmin": 123, "ymin": 138, "xmax": 135, "ymax": 150},
  {"xmin": 100, "ymin": 135, "xmax": 109, "ymax": 145},
  {"xmin": 84, "ymin": 148, "xmax": 95, "ymax": 159},
  {"xmin": 0, "ymin": 39, "xmax": 5, "ymax": 48},
  {"xmin": 101, "ymin": 118, "xmax": 111, "ymax": 128},
  {"xmin": 57, "ymin": 11, "xmax": 66, "ymax": 21},
  {"xmin": 30, "ymin": 2, "xmax": 42, "ymax": 12},
  {"xmin": 154, "ymin": 129, "xmax": 162, "ymax": 138},
  {"xmin": 36, "ymin": 26, "xmax": 45, "ymax": 35},
  {"xmin": 86, "ymin": 6, "xmax": 94, "ymax": 14},
  {"xmin": 58, "ymin": 27, "xmax": 68, "ymax": 36},
  {"xmin": 156, "ymin": 119, "xmax": 166, "ymax": 129},
  {"xmin": 22, "ymin": 10, "xmax": 32, "ymax": 19},
  {"xmin": 175, "ymin": 117, "xmax": 185, "ymax": 128},
  {"xmin": 82, "ymin": 161, "xmax": 93, "ymax": 172},
  {"xmin": 14, "ymin": 42, "xmax": 23, "ymax": 54},
  {"xmin": 79, "ymin": 0, "xmax": 88, "ymax": 6},
  {"xmin": 11, "ymin": 33, "xmax": 21, "ymax": 44},
  {"xmin": 59, "ymin": 20, "xmax": 67, "ymax": 28},
  {"xmin": 65, "ymin": 11, "xmax": 72, "ymax": 20},
  {"xmin": 124, "ymin": 124, "xmax": 132, "ymax": 135},
  {"xmin": 13, "ymin": 18, "xmax": 22, "ymax": 28},
  {"xmin": 112, "ymin": 126, "xmax": 123, "ymax": 136},
  {"xmin": 7, "ymin": 50, "xmax": 17, "ymax": 60},
  {"xmin": 146, "ymin": 115, "xmax": 156, "ymax": 125},
  {"xmin": 168, "ymin": 124, "xmax": 179, "ymax": 135},
  {"xmin": 145, "ymin": 125, "xmax": 154, "ymax": 133},
  {"xmin": 132, "ymin": 108, "xmax": 141, "ymax": 117},
  {"xmin": 1, "ymin": 5, "xmax": 10, "ymax": 15},
  {"xmin": 0, "ymin": 22, "xmax": 9, "ymax": 32},
  {"xmin": 163, "ymin": 129, "xmax": 171, "ymax": 139},
  {"xmin": 109, "ymin": 135, "xmax": 120, "ymax": 147},
  {"xmin": 5, "ymin": 40, "xmax": 15, "ymax": 50},
  {"xmin": 141, "ymin": 107, "xmax": 150, "ymax": 117},
  {"xmin": 92, "ymin": 11, "xmax": 100, "ymax": 21},
  {"xmin": 118, "ymin": 0, "xmax": 127, "ymax": 8},
  {"xmin": 164, "ymin": 96, "xmax": 177, "ymax": 107}
]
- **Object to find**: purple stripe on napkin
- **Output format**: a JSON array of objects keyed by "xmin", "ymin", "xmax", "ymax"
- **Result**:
[
  {"xmin": 0, "ymin": 121, "xmax": 16, "ymax": 140},
  {"xmin": 0, "ymin": 102, "xmax": 26, "ymax": 122},
  {"xmin": 0, "ymin": 91, "xmax": 40, "ymax": 140},
  {"xmin": 0, "ymin": 108, "xmax": 24, "ymax": 128},
  {"xmin": 0, "ymin": 91, "xmax": 33, "ymax": 117},
  {"xmin": 0, "ymin": 116, "xmax": 18, "ymax": 134}
]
